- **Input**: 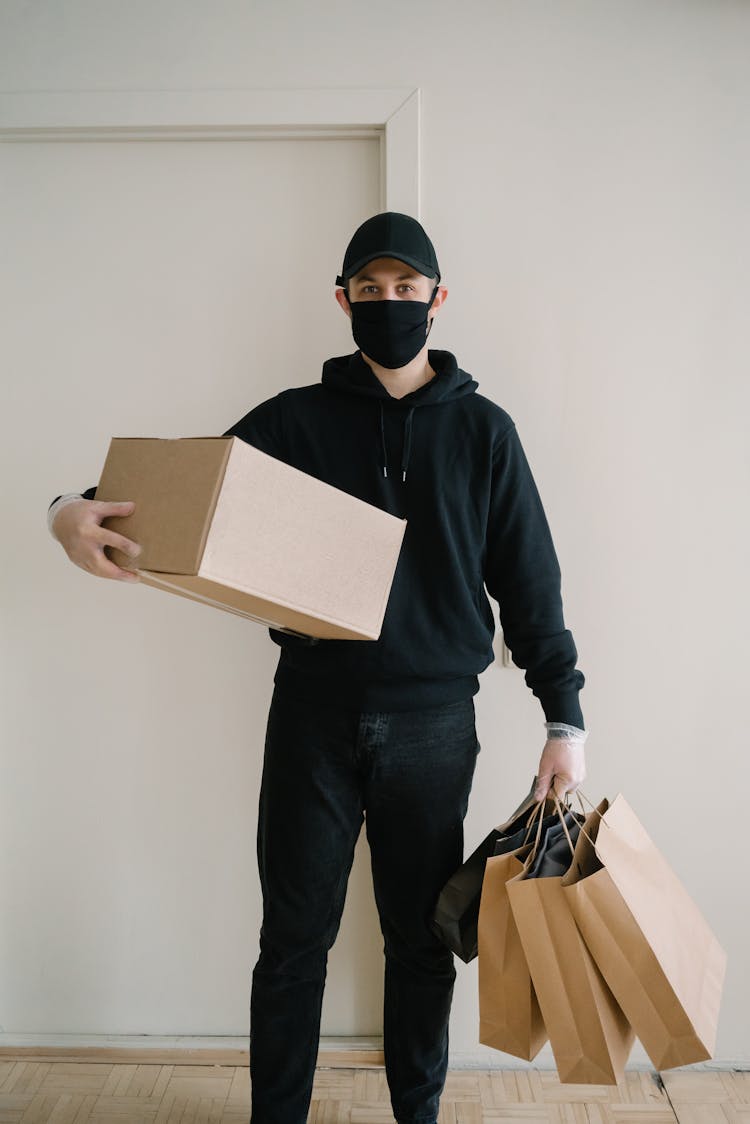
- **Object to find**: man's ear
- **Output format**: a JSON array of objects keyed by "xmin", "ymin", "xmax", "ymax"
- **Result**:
[
  {"xmin": 335, "ymin": 287, "xmax": 352, "ymax": 316},
  {"xmin": 430, "ymin": 285, "xmax": 448, "ymax": 316}
]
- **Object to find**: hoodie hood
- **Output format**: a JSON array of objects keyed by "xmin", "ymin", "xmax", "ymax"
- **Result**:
[{"xmin": 321, "ymin": 348, "xmax": 478, "ymax": 482}]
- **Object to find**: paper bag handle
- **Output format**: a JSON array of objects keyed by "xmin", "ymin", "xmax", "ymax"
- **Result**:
[
  {"xmin": 550, "ymin": 789, "xmax": 608, "ymax": 854},
  {"xmin": 550, "ymin": 792, "xmax": 578, "ymax": 857},
  {"xmin": 574, "ymin": 788, "xmax": 611, "ymax": 834},
  {"xmin": 522, "ymin": 790, "xmax": 575, "ymax": 861}
]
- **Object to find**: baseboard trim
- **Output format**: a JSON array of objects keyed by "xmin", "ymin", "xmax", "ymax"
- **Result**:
[
  {"xmin": 0, "ymin": 1035, "xmax": 383, "ymax": 1067},
  {"xmin": 0, "ymin": 1035, "xmax": 745, "ymax": 1071}
]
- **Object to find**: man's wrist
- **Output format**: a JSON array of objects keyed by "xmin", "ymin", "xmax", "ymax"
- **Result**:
[{"xmin": 48, "ymin": 493, "xmax": 84, "ymax": 539}]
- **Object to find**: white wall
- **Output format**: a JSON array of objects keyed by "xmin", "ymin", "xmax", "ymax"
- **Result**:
[{"xmin": 1, "ymin": 0, "xmax": 748, "ymax": 1064}]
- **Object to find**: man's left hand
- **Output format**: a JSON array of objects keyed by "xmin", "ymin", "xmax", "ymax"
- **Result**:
[{"xmin": 534, "ymin": 737, "xmax": 587, "ymax": 802}]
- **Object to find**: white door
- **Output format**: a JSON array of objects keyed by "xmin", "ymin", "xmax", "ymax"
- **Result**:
[{"xmin": 1, "ymin": 135, "xmax": 383, "ymax": 1036}]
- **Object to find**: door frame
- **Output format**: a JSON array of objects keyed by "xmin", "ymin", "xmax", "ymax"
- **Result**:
[{"xmin": 0, "ymin": 86, "xmax": 421, "ymax": 215}]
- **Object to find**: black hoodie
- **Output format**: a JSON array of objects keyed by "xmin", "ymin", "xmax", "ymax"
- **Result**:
[
  {"xmin": 223, "ymin": 348, "xmax": 585, "ymax": 724},
  {"xmin": 51, "ymin": 348, "xmax": 584, "ymax": 724}
]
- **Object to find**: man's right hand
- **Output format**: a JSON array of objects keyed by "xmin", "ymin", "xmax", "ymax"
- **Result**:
[{"xmin": 51, "ymin": 499, "xmax": 142, "ymax": 582}]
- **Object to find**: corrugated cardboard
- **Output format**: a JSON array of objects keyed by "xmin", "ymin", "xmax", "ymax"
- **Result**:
[{"xmin": 97, "ymin": 436, "xmax": 407, "ymax": 640}]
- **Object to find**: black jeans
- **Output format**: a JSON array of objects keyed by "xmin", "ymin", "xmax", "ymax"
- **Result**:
[{"xmin": 248, "ymin": 685, "xmax": 482, "ymax": 1124}]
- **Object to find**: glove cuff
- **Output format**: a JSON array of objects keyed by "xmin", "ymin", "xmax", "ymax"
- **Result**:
[{"xmin": 544, "ymin": 720, "xmax": 588, "ymax": 744}]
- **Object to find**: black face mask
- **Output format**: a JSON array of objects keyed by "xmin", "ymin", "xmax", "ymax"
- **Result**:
[{"xmin": 346, "ymin": 285, "xmax": 439, "ymax": 369}]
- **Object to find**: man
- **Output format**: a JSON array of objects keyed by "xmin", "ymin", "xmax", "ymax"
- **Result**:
[{"xmin": 48, "ymin": 211, "xmax": 587, "ymax": 1124}]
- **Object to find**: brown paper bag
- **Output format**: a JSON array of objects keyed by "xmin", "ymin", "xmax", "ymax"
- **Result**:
[
  {"xmin": 478, "ymin": 843, "xmax": 547, "ymax": 1060},
  {"xmin": 561, "ymin": 794, "xmax": 727, "ymax": 1070},
  {"xmin": 507, "ymin": 818, "xmax": 635, "ymax": 1085}
]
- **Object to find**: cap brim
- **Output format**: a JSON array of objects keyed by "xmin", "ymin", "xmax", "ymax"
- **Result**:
[{"xmin": 335, "ymin": 251, "xmax": 439, "ymax": 287}]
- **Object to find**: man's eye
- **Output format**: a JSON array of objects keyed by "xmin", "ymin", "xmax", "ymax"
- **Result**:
[{"xmin": 361, "ymin": 284, "xmax": 413, "ymax": 294}]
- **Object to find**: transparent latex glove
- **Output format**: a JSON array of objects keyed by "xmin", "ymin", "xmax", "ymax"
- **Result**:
[{"xmin": 533, "ymin": 721, "xmax": 588, "ymax": 802}]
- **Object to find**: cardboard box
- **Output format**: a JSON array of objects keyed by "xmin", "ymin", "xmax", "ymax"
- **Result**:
[{"xmin": 97, "ymin": 437, "xmax": 407, "ymax": 640}]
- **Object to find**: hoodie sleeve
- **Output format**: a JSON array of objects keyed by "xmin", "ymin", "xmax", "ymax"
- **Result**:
[{"xmin": 483, "ymin": 423, "xmax": 585, "ymax": 728}]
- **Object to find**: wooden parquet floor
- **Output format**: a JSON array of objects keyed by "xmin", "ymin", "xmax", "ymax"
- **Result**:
[{"xmin": 0, "ymin": 1060, "xmax": 745, "ymax": 1124}]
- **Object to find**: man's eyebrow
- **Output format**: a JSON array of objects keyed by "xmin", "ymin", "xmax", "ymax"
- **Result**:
[{"xmin": 353, "ymin": 272, "xmax": 419, "ymax": 283}]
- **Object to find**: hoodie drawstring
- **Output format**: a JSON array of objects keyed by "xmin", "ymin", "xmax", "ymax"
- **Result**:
[
  {"xmin": 379, "ymin": 401, "xmax": 415, "ymax": 483},
  {"xmin": 401, "ymin": 407, "xmax": 414, "ymax": 482}
]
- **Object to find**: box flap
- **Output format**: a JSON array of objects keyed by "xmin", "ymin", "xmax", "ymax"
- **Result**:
[{"xmin": 97, "ymin": 437, "xmax": 231, "ymax": 573}]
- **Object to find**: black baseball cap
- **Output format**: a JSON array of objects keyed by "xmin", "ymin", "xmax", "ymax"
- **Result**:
[{"xmin": 335, "ymin": 211, "xmax": 441, "ymax": 289}]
